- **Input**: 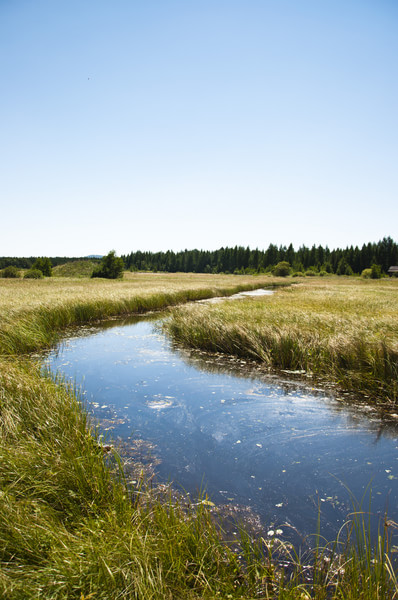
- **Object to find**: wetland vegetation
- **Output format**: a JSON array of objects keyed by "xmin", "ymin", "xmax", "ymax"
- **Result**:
[
  {"xmin": 1, "ymin": 272, "xmax": 398, "ymax": 598},
  {"xmin": 165, "ymin": 278, "xmax": 398, "ymax": 405},
  {"xmin": 0, "ymin": 272, "xmax": 281, "ymax": 356}
]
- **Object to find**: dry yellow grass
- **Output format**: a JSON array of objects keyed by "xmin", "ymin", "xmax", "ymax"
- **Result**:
[
  {"xmin": 0, "ymin": 272, "xmax": 275, "ymax": 314},
  {"xmin": 0, "ymin": 272, "xmax": 278, "ymax": 355}
]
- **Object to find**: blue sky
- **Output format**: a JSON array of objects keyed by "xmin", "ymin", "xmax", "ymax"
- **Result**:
[{"xmin": 1, "ymin": 0, "xmax": 397, "ymax": 256}]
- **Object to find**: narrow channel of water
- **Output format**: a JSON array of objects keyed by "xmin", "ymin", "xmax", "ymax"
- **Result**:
[{"xmin": 44, "ymin": 312, "xmax": 398, "ymax": 544}]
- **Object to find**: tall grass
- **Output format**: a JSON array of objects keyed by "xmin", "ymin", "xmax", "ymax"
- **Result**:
[
  {"xmin": 164, "ymin": 278, "xmax": 398, "ymax": 403},
  {"xmin": 1, "ymin": 274, "xmax": 398, "ymax": 597},
  {"xmin": 0, "ymin": 358, "xmax": 258, "ymax": 599},
  {"xmin": 0, "ymin": 273, "xmax": 281, "ymax": 355},
  {"xmin": 1, "ymin": 359, "xmax": 397, "ymax": 598}
]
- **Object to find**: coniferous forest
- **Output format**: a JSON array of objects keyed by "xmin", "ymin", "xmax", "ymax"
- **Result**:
[
  {"xmin": 122, "ymin": 236, "xmax": 398, "ymax": 275},
  {"xmin": 1, "ymin": 237, "xmax": 397, "ymax": 275}
]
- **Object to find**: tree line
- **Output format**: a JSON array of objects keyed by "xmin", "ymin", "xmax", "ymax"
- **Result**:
[
  {"xmin": 1, "ymin": 237, "xmax": 397, "ymax": 276},
  {"xmin": 0, "ymin": 253, "xmax": 124, "ymax": 280},
  {"xmin": 122, "ymin": 237, "xmax": 398, "ymax": 275},
  {"xmin": 0, "ymin": 256, "xmax": 96, "ymax": 270}
]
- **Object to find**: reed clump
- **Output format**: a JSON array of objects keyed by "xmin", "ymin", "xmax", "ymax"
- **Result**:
[{"xmin": 164, "ymin": 278, "xmax": 398, "ymax": 403}]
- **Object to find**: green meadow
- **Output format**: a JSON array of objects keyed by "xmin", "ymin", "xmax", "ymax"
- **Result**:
[{"xmin": 1, "ymin": 272, "xmax": 398, "ymax": 599}]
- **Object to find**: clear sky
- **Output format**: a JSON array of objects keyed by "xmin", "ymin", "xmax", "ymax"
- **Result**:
[{"xmin": 1, "ymin": 0, "xmax": 397, "ymax": 256}]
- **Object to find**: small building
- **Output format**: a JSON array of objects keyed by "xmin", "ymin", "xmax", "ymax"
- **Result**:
[{"xmin": 387, "ymin": 266, "xmax": 398, "ymax": 276}]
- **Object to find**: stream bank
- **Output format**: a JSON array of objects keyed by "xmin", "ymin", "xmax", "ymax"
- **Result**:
[{"xmin": 45, "ymin": 311, "xmax": 398, "ymax": 546}]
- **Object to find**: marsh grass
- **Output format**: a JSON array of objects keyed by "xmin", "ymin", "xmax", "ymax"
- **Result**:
[
  {"xmin": 1, "ymin": 274, "xmax": 398, "ymax": 597},
  {"xmin": 1, "ymin": 358, "xmax": 397, "ymax": 599},
  {"xmin": 0, "ymin": 272, "xmax": 280, "ymax": 355},
  {"xmin": 164, "ymin": 278, "xmax": 398, "ymax": 403},
  {"xmin": 0, "ymin": 358, "xmax": 257, "ymax": 599}
]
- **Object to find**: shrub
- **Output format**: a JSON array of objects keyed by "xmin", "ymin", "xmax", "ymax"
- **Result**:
[
  {"xmin": 24, "ymin": 269, "xmax": 44, "ymax": 279},
  {"xmin": 32, "ymin": 257, "xmax": 53, "ymax": 277},
  {"xmin": 273, "ymin": 261, "xmax": 290, "ymax": 277},
  {"xmin": 336, "ymin": 258, "xmax": 353, "ymax": 276},
  {"xmin": 292, "ymin": 271, "xmax": 304, "ymax": 277},
  {"xmin": 91, "ymin": 251, "xmax": 124, "ymax": 279},
  {"xmin": 305, "ymin": 270, "xmax": 316, "ymax": 276},
  {"xmin": 319, "ymin": 270, "xmax": 328, "ymax": 277},
  {"xmin": 322, "ymin": 262, "xmax": 333, "ymax": 273},
  {"xmin": 361, "ymin": 268, "xmax": 372, "ymax": 279},
  {"xmin": 1, "ymin": 265, "xmax": 20, "ymax": 278},
  {"xmin": 370, "ymin": 264, "xmax": 382, "ymax": 279}
]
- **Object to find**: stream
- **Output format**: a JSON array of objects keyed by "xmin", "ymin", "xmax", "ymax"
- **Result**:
[{"xmin": 44, "ymin": 299, "xmax": 398, "ymax": 545}]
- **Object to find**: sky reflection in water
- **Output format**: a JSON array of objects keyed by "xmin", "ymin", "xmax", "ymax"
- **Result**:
[{"xmin": 44, "ymin": 315, "xmax": 398, "ymax": 542}]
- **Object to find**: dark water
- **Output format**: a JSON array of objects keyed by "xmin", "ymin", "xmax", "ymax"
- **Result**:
[{"xmin": 44, "ymin": 314, "xmax": 398, "ymax": 543}]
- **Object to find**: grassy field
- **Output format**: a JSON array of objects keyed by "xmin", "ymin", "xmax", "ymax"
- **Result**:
[
  {"xmin": 0, "ymin": 272, "xmax": 281, "ymax": 355},
  {"xmin": 1, "ymin": 273, "xmax": 398, "ymax": 598},
  {"xmin": 164, "ymin": 277, "xmax": 398, "ymax": 404},
  {"xmin": 52, "ymin": 259, "xmax": 100, "ymax": 277}
]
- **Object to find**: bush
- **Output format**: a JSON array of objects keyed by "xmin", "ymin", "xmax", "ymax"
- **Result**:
[
  {"xmin": 361, "ymin": 268, "xmax": 372, "ymax": 279},
  {"xmin": 273, "ymin": 261, "xmax": 290, "ymax": 277},
  {"xmin": 322, "ymin": 262, "xmax": 333, "ymax": 273},
  {"xmin": 24, "ymin": 269, "xmax": 44, "ymax": 279},
  {"xmin": 91, "ymin": 251, "xmax": 124, "ymax": 279},
  {"xmin": 370, "ymin": 264, "xmax": 382, "ymax": 279},
  {"xmin": 336, "ymin": 258, "xmax": 353, "ymax": 276},
  {"xmin": 1, "ymin": 266, "xmax": 20, "ymax": 278},
  {"xmin": 32, "ymin": 257, "xmax": 53, "ymax": 277},
  {"xmin": 305, "ymin": 270, "xmax": 316, "ymax": 276},
  {"xmin": 292, "ymin": 271, "xmax": 304, "ymax": 277},
  {"xmin": 319, "ymin": 270, "xmax": 328, "ymax": 277}
]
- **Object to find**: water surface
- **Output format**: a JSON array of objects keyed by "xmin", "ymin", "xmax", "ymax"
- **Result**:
[{"xmin": 44, "ymin": 314, "xmax": 398, "ymax": 542}]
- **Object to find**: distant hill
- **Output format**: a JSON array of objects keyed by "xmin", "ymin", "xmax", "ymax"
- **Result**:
[
  {"xmin": 0, "ymin": 256, "xmax": 102, "ymax": 269},
  {"xmin": 52, "ymin": 260, "xmax": 99, "ymax": 278},
  {"xmin": 85, "ymin": 255, "xmax": 103, "ymax": 259}
]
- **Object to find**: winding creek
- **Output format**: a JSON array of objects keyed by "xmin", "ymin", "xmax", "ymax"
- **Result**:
[{"xmin": 43, "ymin": 293, "xmax": 398, "ymax": 545}]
